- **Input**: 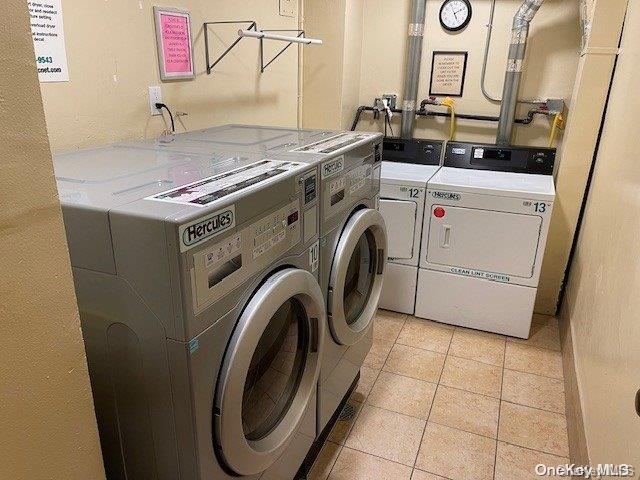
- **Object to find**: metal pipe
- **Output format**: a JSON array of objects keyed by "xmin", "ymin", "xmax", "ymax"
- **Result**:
[
  {"xmin": 480, "ymin": 0, "xmax": 500, "ymax": 103},
  {"xmin": 496, "ymin": 0, "xmax": 545, "ymax": 145},
  {"xmin": 238, "ymin": 29, "xmax": 323, "ymax": 45},
  {"xmin": 400, "ymin": 0, "xmax": 427, "ymax": 139}
]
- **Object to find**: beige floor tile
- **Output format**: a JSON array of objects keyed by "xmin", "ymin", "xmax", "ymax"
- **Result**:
[
  {"xmin": 448, "ymin": 328, "xmax": 506, "ymax": 366},
  {"xmin": 367, "ymin": 371, "xmax": 437, "ymax": 419},
  {"xmin": 374, "ymin": 310, "xmax": 407, "ymax": 342},
  {"xmin": 511, "ymin": 316, "xmax": 561, "ymax": 351},
  {"xmin": 328, "ymin": 447, "xmax": 412, "ymax": 480},
  {"xmin": 383, "ymin": 344, "xmax": 446, "ymax": 383},
  {"xmin": 502, "ymin": 369, "xmax": 565, "ymax": 414},
  {"xmin": 352, "ymin": 366, "xmax": 379, "ymax": 403},
  {"xmin": 411, "ymin": 469, "xmax": 448, "ymax": 480},
  {"xmin": 429, "ymin": 385, "xmax": 500, "ymax": 438},
  {"xmin": 498, "ymin": 402, "xmax": 569, "ymax": 457},
  {"xmin": 494, "ymin": 442, "xmax": 569, "ymax": 480},
  {"xmin": 308, "ymin": 441, "xmax": 342, "ymax": 480},
  {"xmin": 416, "ymin": 423, "xmax": 496, "ymax": 480},
  {"xmin": 439, "ymin": 356, "xmax": 503, "ymax": 398},
  {"xmin": 345, "ymin": 405, "xmax": 426, "ymax": 466},
  {"xmin": 396, "ymin": 318, "xmax": 454, "ymax": 354},
  {"xmin": 328, "ymin": 398, "xmax": 363, "ymax": 444},
  {"xmin": 504, "ymin": 343, "xmax": 564, "ymax": 379},
  {"xmin": 363, "ymin": 338, "xmax": 394, "ymax": 370}
]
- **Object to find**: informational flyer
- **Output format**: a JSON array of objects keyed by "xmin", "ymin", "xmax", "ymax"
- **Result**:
[
  {"xmin": 154, "ymin": 7, "xmax": 195, "ymax": 81},
  {"xmin": 429, "ymin": 51, "xmax": 468, "ymax": 97},
  {"xmin": 28, "ymin": 0, "xmax": 69, "ymax": 82}
]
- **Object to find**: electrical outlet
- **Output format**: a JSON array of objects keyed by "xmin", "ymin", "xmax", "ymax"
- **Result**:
[
  {"xmin": 148, "ymin": 86, "xmax": 163, "ymax": 116},
  {"xmin": 279, "ymin": 0, "xmax": 296, "ymax": 17}
]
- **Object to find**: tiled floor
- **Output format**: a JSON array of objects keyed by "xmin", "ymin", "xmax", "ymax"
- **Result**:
[{"xmin": 308, "ymin": 310, "xmax": 569, "ymax": 480}]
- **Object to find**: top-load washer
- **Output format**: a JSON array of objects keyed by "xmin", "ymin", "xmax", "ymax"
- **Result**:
[
  {"xmin": 416, "ymin": 141, "xmax": 556, "ymax": 338},
  {"xmin": 379, "ymin": 138, "xmax": 443, "ymax": 314},
  {"xmin": 54, "ymin": 144, "xmax": 326, "ymax": 479},
  {"xmin": 279, "ymin": 132, "xmax": 387, "ymax": 435}
]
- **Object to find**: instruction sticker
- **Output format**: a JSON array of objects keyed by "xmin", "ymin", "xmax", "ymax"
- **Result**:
[
  {"xmin": 292, "ymin": 133, "xmax": 378, "ymax": 155},
  {"xmin": 28, "ymin": 0, "xmax": 69, "ymax": 82},
  {"xmin": 309, "ymin": 241, "xmax": 319, "ymax": 273},
  {"xmin": 147, "ymin": 159, "xmax": 305, "ymax": 207}
]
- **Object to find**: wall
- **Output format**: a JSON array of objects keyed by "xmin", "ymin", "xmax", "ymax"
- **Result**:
[
  {"xmin": 560, "ymin": 0, "xmax": 639, "ymax": 464},
  {"xmin": 40, "ymin": 0, "xmax": 301, "ymax": 152},
  {"xmin": 0, "ymin": 1, "xmax": 106, "ymax": 479}
]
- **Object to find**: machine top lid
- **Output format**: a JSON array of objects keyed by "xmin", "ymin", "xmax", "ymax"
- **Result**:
[
  {"xmin": 428, "ymin": 166, "xmax": 556, "ymax": 201},
  {"xmin": 54, "ymin": 144, "xmax": 309, "ymax": 221},
  {"xmin": 381, "ymin": 162, "xmax": 440, "ymax": 186},
  {"xmin": 181, "ymin": 124, "xmax": 336, "ymax": 148}
]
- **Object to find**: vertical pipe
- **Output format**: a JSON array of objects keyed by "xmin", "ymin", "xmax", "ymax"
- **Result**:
[
  {"xmin": 400, "ymin": 0, "xmax": 427, "ymax": 139},
  {"xmin": 496, "ymin": 0, "xmax": 545, "ymax": 145}
]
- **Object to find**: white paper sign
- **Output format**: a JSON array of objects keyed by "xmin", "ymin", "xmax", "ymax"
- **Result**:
[
  {"xmin": 28, "ymin": 0, "xmax": 69, "ymax": 82},
  {"xmin": 430, "ymin": 52, "xmax": 467, "ymax": 97}
]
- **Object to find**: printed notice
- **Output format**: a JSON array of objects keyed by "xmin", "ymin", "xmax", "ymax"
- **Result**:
[
  {"xmin": 28, "ymin": 0, "xmax": 69, "ymax": 82},
  {"xmin": 429, "ymin": 51, "xmax": 468, "ymax": 97},
  {"xmin": 154, "ymin": 7, "xmax": 195, "ymax": 80}
]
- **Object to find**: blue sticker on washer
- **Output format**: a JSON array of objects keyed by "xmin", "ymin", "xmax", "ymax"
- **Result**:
[{"xmin": 189, "ymin": 338, "xmax": 200, "ymax": 354}]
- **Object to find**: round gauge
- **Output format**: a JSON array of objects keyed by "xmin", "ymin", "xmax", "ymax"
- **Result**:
[{"xmin": 439, "ymin": 0, "xmax": 472, "ymax": 32}]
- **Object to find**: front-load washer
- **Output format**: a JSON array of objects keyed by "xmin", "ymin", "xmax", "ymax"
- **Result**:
[
  {"xmin": 127, "ymin": 124, "xmax": 339, "ymax": 156},
  {"xmin": 54, "ymin": 144, "xmax": 325, "ymax": 479},
  {"xmin": 379, "ymin": 138, "xmax": 443, "ymax": 314},
  {"xmin": 279, "ymin": 133, "xmax": 387, "ymax": 434},
  {"xmin": 416, "ymin": 141, "xmax": 556, "ymax": 338}
]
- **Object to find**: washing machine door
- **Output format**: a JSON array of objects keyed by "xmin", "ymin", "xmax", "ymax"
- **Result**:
[
  {"xmin": 214, "ymin": 268, "xmax": 325, "ymax": 476},
  {"xmin": 328, "ymin": 208, "xmax": 387, "ymax": 345}
]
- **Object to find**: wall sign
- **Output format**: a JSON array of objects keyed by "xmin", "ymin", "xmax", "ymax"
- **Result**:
[
  {"xmin": 429, "ymin": 51, "xmax": 468, "ymax": 97},
  {"xmin": 28, "ymin": 0, "xmax": 69, "ymax": 82},
  {"xmin": 153, "ymin": 7, "xmax": 195, "ymax": 81}
]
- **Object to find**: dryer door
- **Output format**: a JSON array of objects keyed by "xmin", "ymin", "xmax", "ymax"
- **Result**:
[
  {"xmin": 214, "ymin": 268, "xmax": 325, "ymax": 476},
  {"xmin": 328, "ymin": 208, "xmax": 387, "ymax": 346}
]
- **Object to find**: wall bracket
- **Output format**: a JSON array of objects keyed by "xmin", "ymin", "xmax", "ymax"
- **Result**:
[{"xmin": 203, "ymin": 20, "xmax": 257, "ymax": 74}]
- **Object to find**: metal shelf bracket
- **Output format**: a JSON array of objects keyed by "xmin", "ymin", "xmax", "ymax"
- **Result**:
[{"xmin": 203, "ymin": 20, "xmax": 257, "ymax": 74}]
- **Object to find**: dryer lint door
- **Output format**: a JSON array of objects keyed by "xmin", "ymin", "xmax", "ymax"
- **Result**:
[{"xmin": 426, "ymin": 205, "xmax": 542, "ymax": 280}]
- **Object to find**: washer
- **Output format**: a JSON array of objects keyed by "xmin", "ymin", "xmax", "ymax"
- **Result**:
[
  {"xmin": 54, "ymin": 144, "xmax": 325, "ymax": 479},
  {"xmin": 279, "ymin": 132, "xmax": 387, "ymax": 434},
  {"xmin": 416, "ymin": 141, "xmax": 556, "ymax": 338},
  {"xmin": 379, "ymin": 138, "xmax": 443, "ymax": 314}
]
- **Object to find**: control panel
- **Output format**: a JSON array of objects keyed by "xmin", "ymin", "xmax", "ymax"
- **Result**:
[
  {"xmin": 191, "ymin": 199, "xmax": 303, "ymax": 313},
  {"xmin": 382, "ymin": 138, "xmax": 443, "ymax": 166},
  {"xmin": 444, "ymin": 142, "xmax": 556, "ymax": 175}
]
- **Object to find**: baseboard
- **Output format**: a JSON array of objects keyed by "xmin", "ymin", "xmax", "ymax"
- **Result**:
[{"xmin": 559, "ymin": 312, "xmax": 590, "ymax": 464}]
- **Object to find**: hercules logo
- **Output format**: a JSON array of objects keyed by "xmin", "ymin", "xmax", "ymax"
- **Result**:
[{"xmin": 179, "ymin": 206, "xmax": 236, "ymax": 252}]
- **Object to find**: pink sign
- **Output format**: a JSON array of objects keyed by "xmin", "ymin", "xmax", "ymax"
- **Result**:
[{"xmin": 159, "ymin": 12, "xmax": 192, "ymax": 75}]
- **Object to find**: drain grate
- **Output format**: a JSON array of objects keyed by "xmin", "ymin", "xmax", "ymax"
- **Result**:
[{"xmin": 338, "ymin": 402, "xmax": 357, "ymax": 422}]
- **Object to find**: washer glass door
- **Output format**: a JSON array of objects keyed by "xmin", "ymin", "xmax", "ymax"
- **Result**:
[
  {"xmin": 329, "ymin": 208, "xmax": 387, "ymax": 346},
  {"xmin": 215, "ymin": 268, "xmax": 325, "ymax": 477}
]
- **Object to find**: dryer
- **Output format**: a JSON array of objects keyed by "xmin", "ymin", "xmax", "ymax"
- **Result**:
[
  {"xmin": 416, "ymin": 141, "xmax": 556, "ymax": 338},
  {"xmin": 54, "ymin": 145, "xmax": 325, "ymax": 479},
  {"xmin": 280, "ymin": 133, "xmax": 387, "ymax": 435},
  {"xmin": 379, "ymin": 138, "xmax": 443, "ymax": 314}
]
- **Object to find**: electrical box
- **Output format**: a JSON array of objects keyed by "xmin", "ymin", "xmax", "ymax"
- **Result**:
[{"xmin": 279, "ymin": 0, "xmax": 296, "ymax": 17}]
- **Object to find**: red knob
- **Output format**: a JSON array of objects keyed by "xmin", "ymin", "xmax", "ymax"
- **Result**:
[{"xmin": 434, "ymin": 207, "xmax": 446, "ymax": 218}]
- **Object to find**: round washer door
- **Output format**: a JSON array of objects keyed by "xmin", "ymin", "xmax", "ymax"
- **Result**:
[
  {"xmin": 214, "ymin": 268, "xmax": 325, "ymax": 476},
  {"xmin": 328, "ymin": 208, "xmax": 387, "ymax": 346}
]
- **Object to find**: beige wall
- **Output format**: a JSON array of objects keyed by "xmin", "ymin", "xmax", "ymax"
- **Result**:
[
  {"xmin": 0, "ymin": 1, "xmax": 105, "ymax": 479},
  {"xmin": 41, "ymin": 0, "xmax": 301, "ymax": 152},
  {"xmin": 561, "ymin": 0, "xmax": 639, "ymax": 464}
]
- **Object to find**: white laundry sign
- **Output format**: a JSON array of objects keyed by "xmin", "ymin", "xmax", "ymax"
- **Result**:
[{"xmin": 28, "ymin": 0, "xmax": 69, "ymax": 82}]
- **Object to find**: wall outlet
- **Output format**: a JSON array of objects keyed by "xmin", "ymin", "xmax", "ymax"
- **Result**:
[
  {"xmin": 279, "ymin": 0, "xmax": 296, "ymax": 17},
  {"xmin": 148, "ymin": 86, "xmax": 163, "ymax": 116}
]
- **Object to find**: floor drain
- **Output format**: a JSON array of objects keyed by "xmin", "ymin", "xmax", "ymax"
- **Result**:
[{"xmin": 338, "ymin": 403, "xmax": 357, "ymax": 421}]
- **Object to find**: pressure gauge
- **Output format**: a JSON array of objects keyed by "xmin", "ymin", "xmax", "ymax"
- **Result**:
[{"xmin": 439, "ymin": 0, "xmax": 472, "ymax": 32}]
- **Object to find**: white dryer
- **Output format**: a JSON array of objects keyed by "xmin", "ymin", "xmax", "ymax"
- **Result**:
[
  {"xmin": 378, "ymin": 138, "xmax": 443, "ymax": 314},
  {"xmin": 416, "ymin": 142, "xmax": 556, "ymax": 338}
]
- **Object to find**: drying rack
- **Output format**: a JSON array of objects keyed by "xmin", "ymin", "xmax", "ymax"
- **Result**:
[{"xmin": 203, "ymin": 20, "xmax": 322, "ymax": 74}]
